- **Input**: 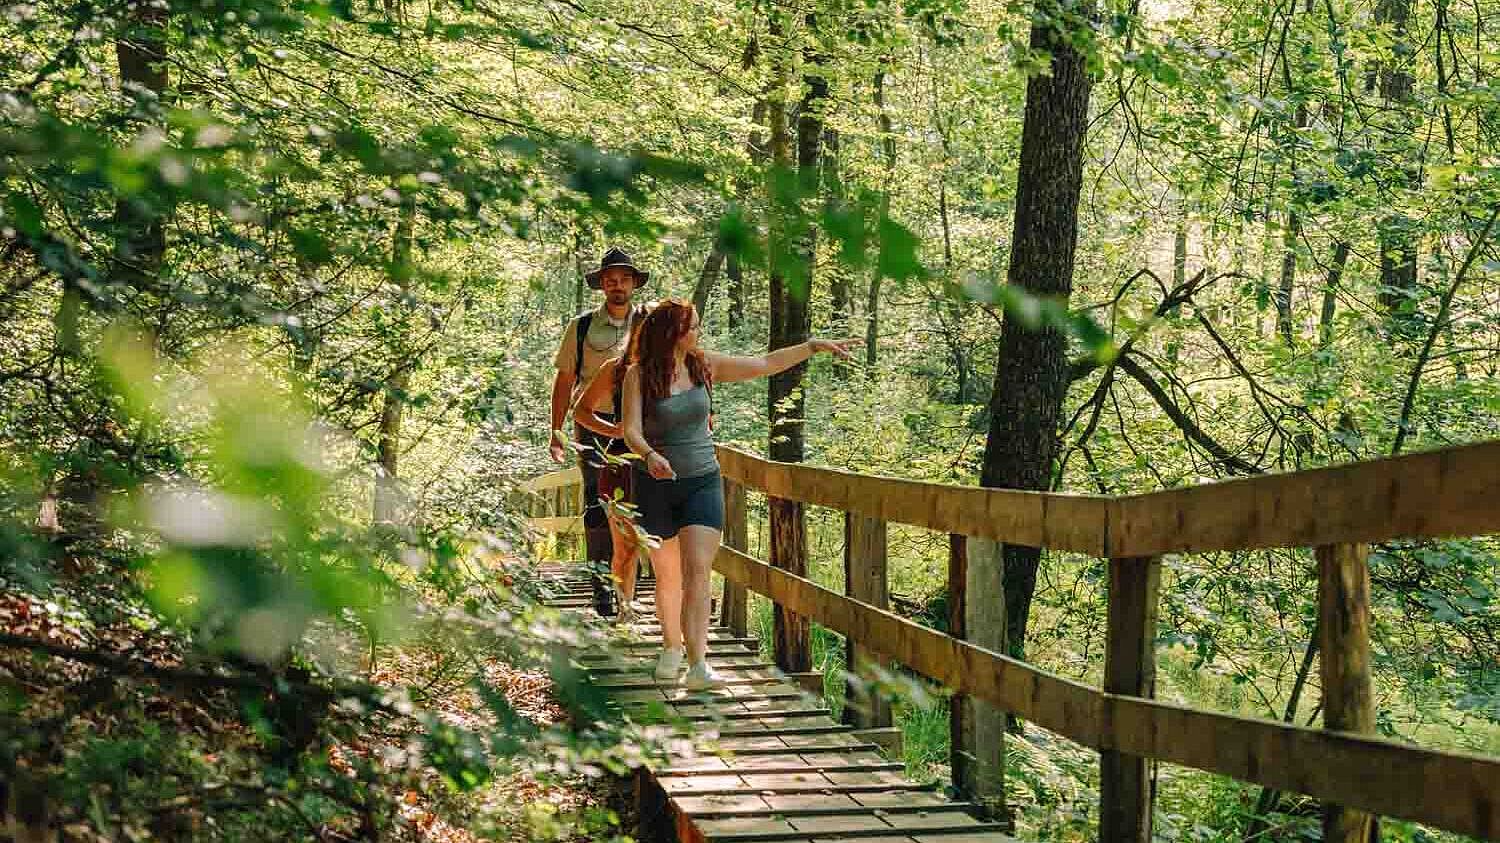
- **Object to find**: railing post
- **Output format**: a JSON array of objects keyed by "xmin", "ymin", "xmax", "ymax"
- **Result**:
[
  {"xmin": 949, "ymin": 536, "xmax": 1009, "ymax": 816},
  {"xmin": 769, "ymin": 495, "xmax": 810, "ymax": 674},
  {"xmin": 947, "ymin": 534, "xmax": 972, "ymax": 795},
  {"xmin": 1318, "ymin": 542, "xmax": 1379, "ymax": 842},
  {"xmin": 1100, "ymin": 555, "xmax": 1161, "ymax": 843},
  {"xmin": 720, "ymin": 478, "xmax": 749, "ymax": 637},
  {"xmin": 843, "ymin": 512, "xmax": 890, "ymax": 729}
]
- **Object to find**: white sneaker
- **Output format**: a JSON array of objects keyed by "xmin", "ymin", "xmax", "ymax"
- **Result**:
[
  {"xmin": 653, "ymin": 647, "xmax": 685, "ymax": 681},
  {"xmin": 682, "ymin": 661, "xmax": 723, "ymax": 691}
]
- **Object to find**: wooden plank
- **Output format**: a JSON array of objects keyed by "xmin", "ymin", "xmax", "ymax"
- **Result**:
[
  {"xmin": 715, "ymin": 544, "xmax": 1500, "ymax": 840},
  {"xmin": 844, "ymin": 513, "xmax": 891, "ymax": 730},
  {"xmin": 520, "ymin": 467, "xmax": 582, "ymax": 493},
  {"xmin": 769, "ymin": 496, "xmax": 811, "ymax": 674},
  {"xmin": 960, "ymin": 537, "xmax": 1007, "ymax": 810},
  {"xmin": 1109, "ymin": 440, "xmax": 1500, "ymax": 556},
  {"xmin": 1099, "ymin": 556, "xmax": 1160, "ymax": 843},
  {"xmin": 716, "ymin": 446, "xmax": 1108, "ymax": 555},
  {"xmin": 722, "ymin": 478, "xmax": 751, "ymax": 638},
  {"xmin": 1318, "ymin": 543, "xmax": 1379, "ymax": 841}
]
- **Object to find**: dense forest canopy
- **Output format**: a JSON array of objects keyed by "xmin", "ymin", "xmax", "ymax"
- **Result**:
[{"xmin": 2, "ymin": 0, "xmax": 1498, "ymax": 837}]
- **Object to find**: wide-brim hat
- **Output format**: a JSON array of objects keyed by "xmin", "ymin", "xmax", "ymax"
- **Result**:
[{"xmin": 585, "ymin": 247, "xmax": 651, "ymax": 289}]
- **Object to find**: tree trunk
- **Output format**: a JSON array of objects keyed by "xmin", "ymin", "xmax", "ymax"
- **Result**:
[
  {"xmin": 692, "ymin": 244, "xmax": 726, "ymax": 321},
  {"xmin": 827, "ymin": 126, "xmax": 852, "ymax": 340},
  {"xmin": 1372, "ymin": 0, "xmax": 1419, "ymax": 331},
  {"xmin": 866, "ymin": 65, "xmax": 896, "ymax": 373},
  {"xmin": 112, "ymin": 1, "xmax": 169, "ymax": 294},
  {"xmin": 979, "ymin": 0, "xmax": 1094, "ymax": 685},
  {"xmin": 765, "ymin": 37, "xmax": 800, "ymax": 462},
  {"xmin": 727, "ymin": 250, "xmax": 745, "ymax": 331},
  {"xmin": 1319, "ymin": 241, "xmax": 1350, "ymax": 348},
  {"xmin": 1276, "ymin": 212, "xmax": 1300, "ymax": 345},
  {"xmin": 972, "ymin": 0, "xmax": 1094, "ymax": 808},
  {"xmin": 573, "ymin": 227, "xmax": 588, "ymax": 314},
  {"xmin": 374, "ymin": 202, "xmax": 416, "ymax": 525}
]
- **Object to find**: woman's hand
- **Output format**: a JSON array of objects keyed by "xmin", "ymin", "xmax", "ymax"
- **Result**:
[
  {"xmin": 645, "ymin": 450, "xmax": 677, "ymax": 480},
  {"xmin": 810, "ymin": 337, "xmax": 860, "ymax": 360}
]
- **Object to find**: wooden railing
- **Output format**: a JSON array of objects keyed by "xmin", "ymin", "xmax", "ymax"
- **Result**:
[{"xmin": 521, "ymin": 441, "xmax": 1500, "ymax": 842}]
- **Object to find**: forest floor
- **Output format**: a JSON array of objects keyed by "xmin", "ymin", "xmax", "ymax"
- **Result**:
[{"xmin": 0, "ymin": 570, "xmax": 610, "ymax": 842}]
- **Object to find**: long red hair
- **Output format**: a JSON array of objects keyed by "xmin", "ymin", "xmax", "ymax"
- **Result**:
[{"xmin": 634, "ymin": 299, "xmax": 711, "ymax": 414}]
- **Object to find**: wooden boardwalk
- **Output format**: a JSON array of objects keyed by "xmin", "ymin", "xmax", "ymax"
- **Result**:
[{"xmin": 540, "ymin": 565, "xmax": 1017, "ymax": 843}]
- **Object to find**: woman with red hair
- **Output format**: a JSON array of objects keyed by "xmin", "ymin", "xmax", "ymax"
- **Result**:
[{"xmin": 621, "ymin": 299, "xmax": 856, "ymax": 690}]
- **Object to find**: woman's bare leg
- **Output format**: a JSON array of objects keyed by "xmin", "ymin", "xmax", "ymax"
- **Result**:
[
  {"xmin": 607, "ymin": 516, "xmax": 639, "ymax": 603},
  {"xmin": 650, "ymin": 536, "xmax": 684, "ymax": 650},
  {"xmin": 677, "ymin": 525, "xmax": 723, "ymax": 664}
]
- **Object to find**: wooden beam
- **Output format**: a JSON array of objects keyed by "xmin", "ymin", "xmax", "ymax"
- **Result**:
[
  {"xmin": 769, "ymin": 496, "xmax": 810, "ymax": 673},
  {"xmin": 843, "ymin": 512, "xmax": 891, "ymax": 730},
  {"xmin": 1109, "ymin": 440, "xmax": 1500, "ymax": 556},
  {"xmin": 721, "ymin": 478, "xmax": 750, "ymax": 638},
  {"xmin": 520, "ymin": 467, "xmax": 582, "ymax": 493},
  {"xmin": 1318, "ymin": 543, "xmax": 1379, "ymax": 842},
  {"xmin": 715, "ymin": 441, "xmax": 1500, "ymax": 558},
  {"xmin": 851, "ymin": 726, "xmax": 903, "ymax": 756},
  {"xmin": 712, "ymin": 545, "xmax": 1500, "ymax": 840},
  {"xmin": 946, "ymin": 534, "xmax": 972, "ymax": 799},
  {"xmin": 1099, "ymin": 556, "xmax": 1161, "ymax": 843},
  {"xmin": 716, "ymin": 446, "xmax": 1108, "ymax": 555}
]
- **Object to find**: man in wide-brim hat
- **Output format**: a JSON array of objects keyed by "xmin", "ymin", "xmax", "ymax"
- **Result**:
[{"xmin": 550, "ymin": 247, "xmax": 650, "ymax": 616}]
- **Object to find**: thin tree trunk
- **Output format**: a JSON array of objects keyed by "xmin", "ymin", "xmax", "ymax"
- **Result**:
[
  {"xmin": 866, "ymin": 64, "xmax": 895, "ymax": 373},
  {"xmin": 573, "ymin": 226, "xmax": 591, "ymax": 313},
  {"xmin": 374, "ymin": 202, "xmax": 417, "ymax": 524},
  {"xmin": 112, "ymin": 1, "xmax": 169, "ymax": 293},
  {"xmin": 727, "ymin": 251, "xmax": 745, "ymax": 331},
  {"xmin": 692, "ymin": 245, "xmax": 725, "ymax": 320},
  {"xmin": 1373, "ymin": 0, "xmax": 1419, "ymax": 331},
  {"xmin": 1319, "ymin": 241, "xmax": 1350, "ymax": 348},
  {"xmin": 1277, "ymin": 212, "xmax": 1300, "ymax": 345},
  {"xmin": 1244, "ymin": 629, "xmax": 1320, "ymax": 840}
]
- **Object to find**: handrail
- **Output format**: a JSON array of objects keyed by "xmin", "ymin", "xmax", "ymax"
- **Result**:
[
  {"xmin": 522, "ymin": 439, "xmax": 1500, "ymax": 840},
  {"xmin": 712, "ymin": 545, "xmax": 1500, "ymax": 839},
  {"xmin": 716, "ymin": 440, "xmax": 1500, "ymax": 556}
]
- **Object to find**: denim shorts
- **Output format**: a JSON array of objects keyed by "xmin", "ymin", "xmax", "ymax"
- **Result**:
[{"xmin": 633, "ymin": 469, "xmax": 725, "ymax": 540}]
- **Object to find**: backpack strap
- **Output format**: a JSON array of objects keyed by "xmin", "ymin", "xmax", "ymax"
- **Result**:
[{"xmin": 573, "ymin": 311, "xmax": 594, "ymax": 378}]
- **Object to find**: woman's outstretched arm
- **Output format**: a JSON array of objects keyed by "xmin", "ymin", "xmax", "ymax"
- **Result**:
[
  {"xmin": 573, "ymin": 358, "xmax": 622, "ymax": 439},
  {"xmin": 707, "ymin": 338, "xmax": 859, "ymax": 384}
]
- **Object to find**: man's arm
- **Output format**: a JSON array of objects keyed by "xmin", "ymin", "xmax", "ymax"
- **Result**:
[
  {"xmin": 549, "ymin": 368, "xmax": 575, "ymax": 463},
  {"xmin": 549, "ymin": 317, "xmax": 580, "ymax": 463}
]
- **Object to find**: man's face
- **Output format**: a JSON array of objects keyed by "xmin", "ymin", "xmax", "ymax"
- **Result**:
[{"xmin": 599, "ymin": 267, "xmax": 636, "ymax": 305}]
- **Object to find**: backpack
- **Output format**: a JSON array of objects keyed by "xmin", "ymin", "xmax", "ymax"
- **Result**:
[{"xmin": 573, "ymin": 305, "xmax": 647, "ymax": 379}]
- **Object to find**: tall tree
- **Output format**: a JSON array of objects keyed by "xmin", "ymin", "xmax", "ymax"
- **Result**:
[{"xmin": 969, "ymin": 0, "xmax": 1095, "ymax": 807}]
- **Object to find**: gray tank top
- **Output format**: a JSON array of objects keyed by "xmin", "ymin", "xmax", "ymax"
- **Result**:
[{"xmin": 642, "ymin": 384, "xmax": 718, "ymax": 479}]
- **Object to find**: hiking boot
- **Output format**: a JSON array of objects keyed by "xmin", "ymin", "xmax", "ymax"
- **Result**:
[
  {"xmin": 683, "ymin": 661, "xmax": 723, "ymax": 691},
  {"xmin": 654, "ymin": 647, "xmax": 685, "ymax": 682},
  {"xmin": 591, "ymin": 574, "xmax": 617, "ymax": 617}
]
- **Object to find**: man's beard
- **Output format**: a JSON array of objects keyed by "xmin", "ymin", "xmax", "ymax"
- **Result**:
[{"xmin": 606, "ymin": 290, "xmax": 630, "ymax": 305}]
